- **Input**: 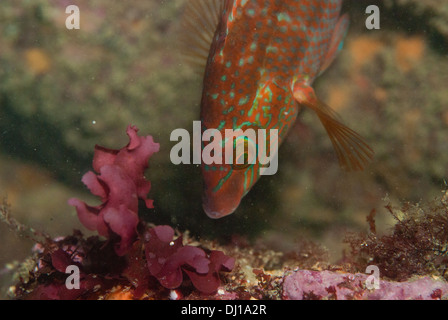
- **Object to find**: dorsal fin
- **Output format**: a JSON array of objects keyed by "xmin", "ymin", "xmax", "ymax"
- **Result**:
[
  {"xmin": 180, "ymin": 0, "xmax": 225, "ymax": 74},
  {"xmin": 318, "ymin": 14, "xmax": 350, "ymax": 76}
]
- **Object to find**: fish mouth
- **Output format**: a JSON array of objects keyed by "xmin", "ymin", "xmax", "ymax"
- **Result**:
[
  {"xmin": 201, "ymin": 168, "xmax": 246, "ymax": 219},
  {"xmin": 202, "ymin": 191, "xmax": 241, "ymax": 219},
  {"xmin": 202, "ymin": 201, "xmax": 238, "ymax": 219}
]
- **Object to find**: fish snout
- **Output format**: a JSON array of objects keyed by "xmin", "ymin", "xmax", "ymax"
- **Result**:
[{"xmin": 202, "ymin": 192, "xmax": 240, "ymax": 219}]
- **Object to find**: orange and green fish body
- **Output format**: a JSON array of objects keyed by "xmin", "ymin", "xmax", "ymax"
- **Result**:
[{"xmin": 190, "ymin": 0, "xmax": 373, "ymax": 218}]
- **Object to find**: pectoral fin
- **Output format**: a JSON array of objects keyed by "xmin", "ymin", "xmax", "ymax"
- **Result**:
[{"xmin": 293, "ymin": 85, "xmax": 374, "ymax": 171}]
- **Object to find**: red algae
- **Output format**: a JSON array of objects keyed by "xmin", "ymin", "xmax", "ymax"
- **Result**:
[
  {"xmin": 344, "ymin": 198, "xmax": 448, "ymax": 281},
  {"xmin": 11, "ymin": 125, "xmax": 235, "ymax": 299},
  {"xmin": 145, "ymin": 225, "xmax": 235, "ymax": 294},
  {"xmin": 68, "ymin": 125, "xmax": 160, "ymax": 256}
]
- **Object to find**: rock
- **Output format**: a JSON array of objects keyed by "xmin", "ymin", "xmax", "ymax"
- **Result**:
[{"xmin": 282, "ymin": 270, "xmax": 448, "ymax": 300}]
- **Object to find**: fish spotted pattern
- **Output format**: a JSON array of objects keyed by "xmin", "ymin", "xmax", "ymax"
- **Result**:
[{"xmin": 183, "ymin": 0, "xmax": 373, "ymax": 218}]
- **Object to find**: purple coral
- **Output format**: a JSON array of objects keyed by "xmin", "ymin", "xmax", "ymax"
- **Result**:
[
  {"xmin": 282, "ymin": 270, "xmax": 448, "ymax": 300},
  {"xmin": 68, "ymin": 125, "xmax": 160, "ymax": 256},
  {"xmin": 145, "ymin": 225, "xmax": 235, "ymax": 294}
]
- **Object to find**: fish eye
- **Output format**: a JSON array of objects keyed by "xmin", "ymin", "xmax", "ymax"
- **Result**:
[{"xmin": 232, "ymin": 136, "xmax": 256, "ymax": 170}]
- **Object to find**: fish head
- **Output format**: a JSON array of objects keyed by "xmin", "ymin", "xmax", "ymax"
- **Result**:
[
  {"xmin": 201, "ymin": 124, "xmax": 266, "ymax": 219},
  {"xmin": 201, "ymin": 162, "xmax": 248, "ymax": 219},
  {"xmin": 200, "ymin": 78, "xmax": 300, "ymax": 219}
]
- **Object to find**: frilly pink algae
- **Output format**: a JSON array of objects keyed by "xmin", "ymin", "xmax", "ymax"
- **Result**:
[
  {"xmin": 68, "ymin": 125, "xmax": 160, "ymax": 256},
  {"xmin": 145, "ymin": 225, "xmax": 235, "ymax": 294},
  {"xmin": 27, "ymin": 246, "xmax": 103, "ymax": 300},
  {"xmin": 60, "ymin": 125, "xmax": 235, "ymax": 297}
]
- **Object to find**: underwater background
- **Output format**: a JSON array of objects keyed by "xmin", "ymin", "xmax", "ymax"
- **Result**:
[{"xmin": 1, "ymin": 0, "xmax": 448, "ymax": 299}]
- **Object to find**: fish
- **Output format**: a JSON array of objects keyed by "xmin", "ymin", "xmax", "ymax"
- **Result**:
[{"xmin": 182, "ymin": 0, "xmax": 374, "ymax": 219}]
